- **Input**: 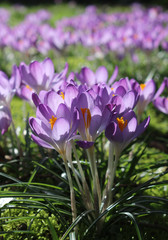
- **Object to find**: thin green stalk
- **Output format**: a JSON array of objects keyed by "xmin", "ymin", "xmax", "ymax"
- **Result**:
[
  {"xmin": 72, "ymin": 142, "xmax": 93, "ymax": 211},
  {"xmin": 110, "ymin": 149, "xmax": 121, "ymax": 203},
  {"xmin": 72, "ymin": 142, "xmax": 87, "ymax": 184},
  {"xmin": 62, "ymin": 155, "xmax": 77, "ymax": 224},
  {"xmin": 102, "ymin": 142, "xmax": 114, "ymax": 211},
  {"xmin": 87, "ymin": 146, "xmax": 101, "ymax": 216},
  {"xmin": 11, "ymin": 119, "xmax": 23, "ymax": 158},
  {"xmin": 67, "ymin": 151, "xmax": 83, "ymax": 192}
]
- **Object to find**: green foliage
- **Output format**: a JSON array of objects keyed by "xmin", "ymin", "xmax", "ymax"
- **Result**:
[
  {"xmin": 0, "ymin": 2, "xmax": 168, "ymax": 240},
  {"xmin": 1, "ymin": 208, "xmax": 63, "ymax": 239}
]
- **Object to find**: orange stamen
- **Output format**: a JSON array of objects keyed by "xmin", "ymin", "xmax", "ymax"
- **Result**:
[
  {"xmin": 26, "ymin": 85, "xmax": 33, "ymax": 91},
  {"xmin": 81, "ymin": 108, "xmax": 91, "ymax": 129},
  {"xmin": 49, "ymin": 115, "xmax": 57, "ymax": 130},
  {"xmin": 133, "ymin": 34, "xmax": 138, "ymax": 40},
  {"xmin": 123, "ymin": 36, "xmax": 127, "ymax": 42},
  {"xmin": 116, "ymin": 116, "xmax": 128, "ymax": 132},
  {"xmin": 60, "ymin": 91, "xmax": 65, "ymax": 100},
  {"xmin": 140, "ymin": 83, "xmax": 146, "ymax": 91}
]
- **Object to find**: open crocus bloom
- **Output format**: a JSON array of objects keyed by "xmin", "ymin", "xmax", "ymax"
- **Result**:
[
  {"xmin": 76, "ymin": 65, "xmax": 118, "ymax": 87},
  {"xmin": 20, "ymin": 58, "xmax": 70, "ymax": 95},
  {"xmin": 0, "ymin": 71, "xmax": 17, "ymax": 107},
  {"xmin": 20, "ymin": 58, "xmax": 55, "ymax": 94},
  {"xmin": 136, "ymin": 79, "xmax": 156, "ymax": 119},
  {"xmin": 105, "ymin": 110, "xmax": 150, "ymax": 156},
  {"xmin": 0, "ymin": 106, "xmax": 12, "ymax": 135},
  {"xmin": 76, "ymin": 91, "xmax": 114, "ymax": 149},
  {"xmin": 29, "ymin": 98, "xmax": 79, "ymax": 156},
  {"xmin": 153, "ymin": 78, "xmax": 168, "ymax": 114},
  {"xmin": 153, "ymin": 97, "xmax": 168, "ymax": 114}
]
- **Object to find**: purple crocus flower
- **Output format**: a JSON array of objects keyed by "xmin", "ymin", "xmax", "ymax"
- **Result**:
[
  {"xmin": 136, "ymin": 79, "xmax": 156, "ymax": 120},
  {"xmin": 0, "ymin": 70, "xmax": 18, "ymax": 108},
  {"xmin": 153, "ymin": 96, "xmax": 168, "ymax": 114},
  {"xmin": 76, "ymin": 65, "xmax": 118, "ymax": 87},
  {"xmin": 0, "ymin": 106, "xmax": 12, "ymax": 135},
  {"xmin": 18, "ymin": 59, "xmax": 70, "ymax": 104},
  {"xmin": 153, "ymin": 78, "xmax": 168, "ymax": 114},
  {"xmin": 105, "ymin": 110, "xmax": 150, "ymax": 156},
  {"xmin": 76, "ymin": 91, "xmax": 113, "ymax": 148},
  {"xmin": 29, "ymin": 91, "xmax": 79, "ymax": 157},
  {"xmin": 20, "ymin": 58, "xmax": 56, "ymax": 94},
  {"xmin": 0, "ymin": 66, "xmax": 23, "ymax": 134}
]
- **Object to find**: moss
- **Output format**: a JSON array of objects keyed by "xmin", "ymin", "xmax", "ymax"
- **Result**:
[{"xmin": 1, "ymin": 208, "xmax": 63, "ymax": 239}]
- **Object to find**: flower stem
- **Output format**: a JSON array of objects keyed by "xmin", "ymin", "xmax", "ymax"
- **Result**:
[
  {"xmin": 87, "ymin": 146, "xmax": 101, "ymax": 217},
  {"xmin": 102, "ymin": 142, "xmax": 114, "ymax": 211},
  {"xmin": 62, "ymin": 155, "xmax": 77, "ymax": 224},
  {"xmin": 110, "ymin": 149, "xmax": 120, "ymax": 202},
  {"xmin": 11, "ymin": 119, "xmax": 23, "ymax": 158},
  {"xmin": 67, "ymin": 151, "xmax": 83, "ymax": 192},
  {"xmin": 72, "ymin": 142, "xmax": 93, "ymax": 211}
]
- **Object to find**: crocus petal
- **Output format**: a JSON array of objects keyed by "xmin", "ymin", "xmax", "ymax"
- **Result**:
[
  {"xmin": 119, "ymin": 78, "xmax": 131, "ymax": 91},
  {"xmin": 32, "ymin": 92, "xmax": 41, "ymax": 107},
  {"xmin": 77, "ymin": 92, "xmax": 93, "ymax": 110},
  {"xmin": 69, "ymin": 109, "xmax": 79, "ymax": 139},
  {"xmin": 0, "ymin": 106, "xmax": 12, "ymax": 135},
  {"xmin": 143, "ymin": 79, "xmax": 156, "ymax": 100},
  {"xmin": 122, "ymin": 114, "xmax": 137, "ymax": 142},
  {"xmin": 115, "ymin": 86, "xmax": 126, "ymax": 97},
  {"xmin": 153, "ymin": 97, "xmax": 168, "ymax": 114},
  {"xmin": 0, "ymin": 72, "xmax": 10, "ymax": 89},
  {"xmin": 29, "ymin": 117, "xmax": 50, "ymax": 136},
  {"xmin": 95, "ymin": 66, "xmax": 108, "ymax": 83},
  {"xmin": 31, "ymin": 134, "xmax": 54, "ymax": 149},
  {"xmin": 42, "ymin": 58, "xmax": 54, "ymax": 79},
  {"xmin": 123, "ymin": 91, "xmax": 136, "ymax": 110},
  {"xmin": 20, "ymin": 64, "xmax": 37, "ymax": 88},
  {"xmin": 82, "ymin": 67, "xmax": 96, "ymax": 87},
  {"xmin": 105, "ymin": 121, "xmax": 123, "ymax": 142},
  {"xmin": 38, "ymin": 104, "xmax": 54, "ymax": 121},
  {"xmin": 20, "ymin": 85, "xmax": 33, "ymax": 102},
  {"xmin": 44, "ymin": 90, "xmax": 64, "ymax": 114},
  {"xmin": 64, "ymin": 84, "xmax": 78, "ymax": 109},
  {"xmin": 153, "ymin": 78, "xmax": 166, "ymax": 100},
  {"xmin": 76, "ymin": 140, "xmax": 94, "ymax": 149},
  {"xmin": 30, "ymin": 61, "xmax": 43, "ymax": 85},
  {"xmin": 89, "ymin": 106, "xmax": 102, "ymax": 138},
  {"xmin": 108, "ymin": 66, "xmax": 118, "ymax": 85},
  {"xmin": 67, "ymin": 72, "xmax": 75, "ymax": 82},
  {"xmin": 164, "ymin": 98, "xmax": 168, "ymax": 112},
  {"xmin": 111, "ymin": 95, "xmax": 126, "ymax": 114},
  {"xmin": 36, "ymin": 104, "xmax": 54, "ymax": 127},
  {"xmin": 11, "ymin": 65, "xmax": 21, "ymax": 90},
  {"xmin": 134, "ymin": 116, "xmax": 150, "ymax": 139},
  {"xmin": 52, "ymin": 118, "xmax": 70, "ymax": 142},
  {"xmin": 56, "ymin": 103, "xmax": 71, "ymax": 121}
]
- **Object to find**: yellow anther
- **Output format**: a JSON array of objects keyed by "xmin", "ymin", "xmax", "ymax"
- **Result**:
[
  {"xmin": 111, "ymin": 87, "xmax": 114, "ymax": 90},
  {"xmin": 81, "ymin": 108, "xmax": 91, "ymax": 129},
  {"xmin": 123, "ymin": 36, "xmax": 127, "ymax": 42},
  {"xmin": 60, "ymin": 91, "xmax": 65, "ymax": 100},
  {"xmin": 133, "ymin": 34, "xmax": 138, "ymax": 40},
  {"xmin": 116, "ymin": 116, "xmax": 128, "ymax": 132},
  {"xmin": 26, "ymin": 85, "xmax": 33, "ymax": 91},
  {"xmin": 49, "ymin": 115, "xmax": 57, "ymax": 130},
  {"xmin": 140, "ymin": 83, "xmax": 146, "ymax": 91}
]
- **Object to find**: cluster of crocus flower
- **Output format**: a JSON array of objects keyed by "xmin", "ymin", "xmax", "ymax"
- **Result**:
[
  {"xmin": 0, "ymin": 57, "xmax": 167, "ymax": 228},
  {"xmin": 5, "ymin": 57, "xmax": 163, "ymax": 225},
  {"xmin": 1, "ymin": 5, "xmax": 168, "ymax": 59}
]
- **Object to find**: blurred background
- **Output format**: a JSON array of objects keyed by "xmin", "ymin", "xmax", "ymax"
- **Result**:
[{"xmin": 4, "ymin": 0, "xmax": 168, "ymax": 7}]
